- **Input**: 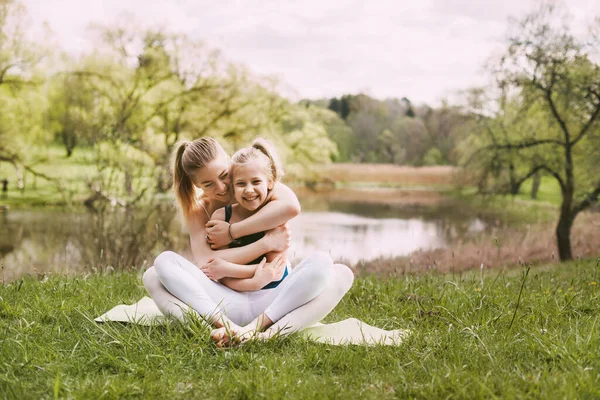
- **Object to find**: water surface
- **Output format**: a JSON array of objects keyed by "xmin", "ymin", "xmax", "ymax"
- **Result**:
[{"xmin": 0, "ymin": 189, "xmax": 489, "ymax": 281}]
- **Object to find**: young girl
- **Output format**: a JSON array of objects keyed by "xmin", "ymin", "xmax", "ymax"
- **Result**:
[
  {"xmin": 146, "ymin": 136, "xmax": 354, "ymax": 347},
  {"xmin": 203, "ymin": 138, "xmax": 290, "ymax": 291}
]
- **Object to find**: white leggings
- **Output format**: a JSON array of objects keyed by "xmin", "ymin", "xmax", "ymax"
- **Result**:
[{"xmin": 144, "ymin": 251, "xmax": 354, "ymax": 333}]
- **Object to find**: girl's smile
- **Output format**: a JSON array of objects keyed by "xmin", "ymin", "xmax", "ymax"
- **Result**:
[{"xmin": 233, "ymin": 161, "xmax": 273, "ymax": 212}]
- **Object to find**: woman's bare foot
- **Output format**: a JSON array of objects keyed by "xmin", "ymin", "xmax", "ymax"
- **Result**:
[
  {"xmin": 210, "ymin": 324, "xmax": 242, "ymax": 348},
  {"xmin": 210, "ymin": 326, "xmax": 262, "ymax": 348}
]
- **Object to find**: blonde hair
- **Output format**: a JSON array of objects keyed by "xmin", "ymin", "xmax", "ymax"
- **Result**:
[
  {"xmin": 173, "ymin": 137, "xmax": 224, "ymax": 218},
  {"xmin": 231, "ymin": 138, "xmax": 283, "ymax": 184}
]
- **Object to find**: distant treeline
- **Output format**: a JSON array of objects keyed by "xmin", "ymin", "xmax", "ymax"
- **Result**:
[{"xmin": 302, "ymin": 94, "xmax": 475, "ymax": 166}]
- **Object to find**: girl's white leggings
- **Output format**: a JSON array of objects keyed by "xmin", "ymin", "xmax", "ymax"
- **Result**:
[{"xmin": 143, "ymin": 251, "xmax": 354, "ymax": 334}]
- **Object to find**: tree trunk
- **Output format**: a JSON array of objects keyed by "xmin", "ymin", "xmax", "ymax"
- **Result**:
[
  {"xmin": 556, "ymin": 207, "xmax": 574, "ymax": 261},
  {"xmin": 530, "ymin": 171, "xmax": 541, "ymax": 199},
  {"xmin": 124, "ymin": 171, "xmax": 133, "ymax": 195},
  {"xmin": 62, "ymin": 131, "xmax": 76, "ymax": 158},
  {"xmin": 508, "ymin": 163, "xmax": 520, "ymax": 195},
  {"xmin": 13, "ymin": 163, "xmax": 24, "ymax": 192},
  {"xmin": 509, "ymin": 180, "xmax": 521, "ymax": 195}
]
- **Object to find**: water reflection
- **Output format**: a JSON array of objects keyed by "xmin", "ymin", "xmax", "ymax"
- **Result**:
[
  {"xmin": 288, "ymin": 212, "xmax": 447, "ymax": 264},
  {"xmin": 0, "ymin": 190, "xmax": 490, "ymax": 281}
]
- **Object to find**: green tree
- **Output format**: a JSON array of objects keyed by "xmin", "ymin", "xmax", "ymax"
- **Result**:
[
  {"xmin": 465, "ymin": 2, "xmax": 600, "ymax": 261},
  {"xmin": 47, "ymin": 73, "xmax": 97, "ymax": 157}
]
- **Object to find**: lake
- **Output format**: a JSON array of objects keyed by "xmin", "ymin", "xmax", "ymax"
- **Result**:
[{"xmin": 0, "ymin": 188, "xmax": 491, "ymax": 282}]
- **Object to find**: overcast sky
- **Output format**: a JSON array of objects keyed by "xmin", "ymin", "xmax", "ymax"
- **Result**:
[{"xmin": 23, "ymin": 0, "xmax": 600, "ymax": 105}]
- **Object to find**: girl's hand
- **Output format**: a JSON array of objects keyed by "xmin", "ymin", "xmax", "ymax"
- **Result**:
[
  {"xmin": 205, "ymin": 220, "xmax": 232, "ymax": 249},
  {"xmin": 253, "ymin": 255, "xmax": 286, "ymax": 285},
  {"xmin": 263, "ymin": 224, "xmax": 291, "ymax": 253},
  {"xmin": 200, "ymin": 258, "xmax": 230, "ymax": 281}
]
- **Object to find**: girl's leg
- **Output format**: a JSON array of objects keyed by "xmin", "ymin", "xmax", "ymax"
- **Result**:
[
  {"xmin": 142, "ymin": 266, "xmax": 195, "ymax": 321},
  {"xmin": 259, "ymin": 263, "xmax": 354, "ymax": 338},
  {"xmin": 234, "ymin": 251, "xmax": 334, "ymax": 339},
  {"xmin": 152, "ymin": 251, "xmax": 250, "ymax": 328}
]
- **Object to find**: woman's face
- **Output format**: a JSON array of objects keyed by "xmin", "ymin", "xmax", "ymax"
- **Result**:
[{"xmin": 191, "ymin": 151, "xmax": 232, "ymax": 203}]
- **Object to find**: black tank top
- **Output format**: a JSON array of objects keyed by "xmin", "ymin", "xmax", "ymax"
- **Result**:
[
  {"xmin": 224, "ymin": 205, "xmax": 288, "ymax": 289},
  {"xmin": 225, "ymin": 205, "xmax": 266, "ymax": 265}
]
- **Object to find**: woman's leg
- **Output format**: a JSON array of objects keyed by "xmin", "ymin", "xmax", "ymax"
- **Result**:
[
  {"xmin": 229, "ymin": 251, "xmax": 334, "ymax": 340},
  {"xmin": 142, "ymin": 266, "xmax": 195, "ymax": 321},
  {"xmin": 152, "ymin": 251, "xmax": 251, "ymax": 327},
  {"xmin": 259, "ymin": 263, "xmax": 354, "ymax": 338}
]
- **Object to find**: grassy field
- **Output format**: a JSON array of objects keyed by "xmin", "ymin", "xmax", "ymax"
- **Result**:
[
  {"xmin": 314, "ymin": 163, "xmax": 459, "ymax": 189},
  {"xmin": 1, "ymin": 147, "xmax": 565, "ymax": 210},
  {"xmin": 0, "ymin": 146, "xmax": 96, "ymax": 207},
  {"xmin": 1, "ymin": 260, "xmax": 599, "ymax": 399},
  {"xmin": 515, "ymin": 177, "xmax": 563, "ymax": 206}
]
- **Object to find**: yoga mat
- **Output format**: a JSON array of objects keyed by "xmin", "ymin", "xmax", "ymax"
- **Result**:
[{"xmin": 95, "ymin": 297, "xmax": 409, "ymax": 346}]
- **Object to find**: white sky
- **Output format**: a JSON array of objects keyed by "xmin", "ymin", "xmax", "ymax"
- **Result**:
[{"xmin": 23, "ymin": 0, "xmax": 600, "ymax": 105}]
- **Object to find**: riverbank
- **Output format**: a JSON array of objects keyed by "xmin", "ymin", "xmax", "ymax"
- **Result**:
[
  {"xmin": 0, "ymin": 145, "xmax": 561, "ymax": 211},
  {"xmin": 1, "ymin": 259, "xmax": 598, "ymax": 398},
  {"xmin": 354, "ymin": 211, "xmax": 600, "ymax": 276}
]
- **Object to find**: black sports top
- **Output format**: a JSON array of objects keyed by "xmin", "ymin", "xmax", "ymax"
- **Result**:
[{"xmin": 224, "ymin": 205, "xmax": 287, "ymax": 289}]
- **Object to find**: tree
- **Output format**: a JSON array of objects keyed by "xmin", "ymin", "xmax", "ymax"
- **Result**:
[
  {"xmin": 463, "ymin": 88, "xmax": 550, "ymax": 195},
  {"xmin": 0, "ymin": 0, "xmax": 40, "ymax": 87},
  {"xmin": 48, "ymin": 73, "xmax": 96, "ymax": 157},
  {"xmin": 465, "ymin": 2, "xmax": 600, "ymax": 261},
  {"xmin": 0, "ymin": 0, "xmax": 52, "ymax": 191}
]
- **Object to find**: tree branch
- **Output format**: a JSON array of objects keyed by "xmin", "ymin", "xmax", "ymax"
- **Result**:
[
  {"xmin": 0, "ymin": 63, "xmax": 19, "ymax": 84},
  {"xmin": 538, "ymin": 165, "xmax": 566, "ymax": 193},
  {"xmin": 514, "ymin": 165, "xmax": 544, "ymax": 187},
  {"xmin": 544, "ymin": 87, "xmax": 571, "ymax": 144},
  {"xmin": 464, "ymin": 138, "xmax": 563, "ymax": 167},
  {"xmin": 570, "ymin": 101, "xmax": 600, "ymax": 146},
  {"xmin": 573, "ymin": 184, "xmax": 600, "ymax": 215}
]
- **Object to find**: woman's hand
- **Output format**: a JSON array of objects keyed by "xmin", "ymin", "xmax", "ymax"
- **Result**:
[
  {"xmin": 263, "ymin": 224, "xmax": 291, "ymax": 253},
  {"xmin": 253, "ymin": 255, "xmax": 286, "ymax": 286},
  {"xmin": 205, "ymin": 220, "xmax": 232, "ymax": 249},
  {"xmin": 200, "ymin": 257, "xmax": 231, "ymax": 281}
]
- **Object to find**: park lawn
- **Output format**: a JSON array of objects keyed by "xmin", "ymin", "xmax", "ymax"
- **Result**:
[
  {"xmin": 0, "ymin": 146, "xmax": 95, "ymax": 207},
  {"xmin": 1, "ymin": 148, "xmax": 565, "ymax": 211},
  {"xmin": 514, "ymin": 176, "xmax": 563, "ymax": 206},
  {"xmin": 0, "ymin": 145, "xmax": 159, "ymax": 208},
  {"xmin": 1, "ymin": 260, "xmax": 599, "ymax": 399}
]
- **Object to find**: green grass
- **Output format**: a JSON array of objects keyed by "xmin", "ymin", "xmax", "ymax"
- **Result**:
[
  {"xmin": 2, "ymin": 260, "xmax": 599, "ymax": 399},
  {"xmin": 514, "ymin": 177, "xmax": 563, "ymax": 206},
  {"xmin": 0, "ymin": 145, "xmax": 160, "ymax": 208},
  {"xmin": 450, "ymin": 188, "xmax": 557, "ymax": 225},
  {"xmin": 0, "ymin": 146, "xmax": 96, "ymax": 208}
]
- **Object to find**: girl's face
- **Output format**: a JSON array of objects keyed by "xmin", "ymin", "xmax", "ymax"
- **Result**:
[
  {"xmin": 232, "ymin": 160, "xmax": 273, "ymax": 212},
  {"xmin": 192, "ymin": 151, "xmax": 232, "ymax": 203}
]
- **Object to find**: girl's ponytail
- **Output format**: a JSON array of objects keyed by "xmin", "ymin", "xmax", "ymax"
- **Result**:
[{"xmin": 251, "ymin": 138, "xmax": 283, "ymax": 182}]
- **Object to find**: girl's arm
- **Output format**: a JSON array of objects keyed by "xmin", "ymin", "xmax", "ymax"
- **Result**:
[
  {"xmin": 219, "ymin": 256, "xmax": 287, "ymax": 292},
  {"xmin": 219, "ymin": 277, "xmax": 265, "ymax": 292},
  {"xmin": 187, "ymin": 207, "xmax": 289, "ymax": 267},
  {"xmin": 201, "ymin": 249, "xmax": 287, "ymax": 280},
  {"xmin": 205, "ymin": 182, "xmax": 300, "ymax": 248}
]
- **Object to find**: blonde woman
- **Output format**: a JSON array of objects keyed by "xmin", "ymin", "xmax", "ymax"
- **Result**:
[{"xmin": 143, "ymin": 137, "xmax": 354, "ymax": 345}]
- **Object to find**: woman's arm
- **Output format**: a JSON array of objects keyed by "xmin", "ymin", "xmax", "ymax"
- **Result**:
[
  {"xmin": 205, "ymin": 182, "xmax": 300, "ymax": 248},
  {"xmin": 187, "ymin": 209, "xmax": 288, "ymax": 267}
]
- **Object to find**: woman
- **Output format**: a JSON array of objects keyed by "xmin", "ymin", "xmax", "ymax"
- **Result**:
[{"xmin": 143, "ymin": 137, "xmax": 354, "ymax": 345}]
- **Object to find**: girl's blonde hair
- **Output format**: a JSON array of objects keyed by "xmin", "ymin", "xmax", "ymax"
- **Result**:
[
  {"xmin": 173, "ymin": 137, "xmax": 225, "ymax": 218},
  {"xmin": 231, "ymin": 138, "xmax": 283, "ymax": 184}
]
